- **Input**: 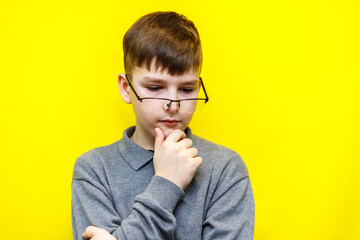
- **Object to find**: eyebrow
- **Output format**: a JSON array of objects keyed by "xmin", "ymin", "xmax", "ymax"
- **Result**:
[{"xmin": 141, "ymin": 76, "xmax": 199, "ymax": 85}]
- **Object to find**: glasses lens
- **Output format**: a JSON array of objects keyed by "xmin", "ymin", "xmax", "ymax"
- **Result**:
[
  {"xmin": 140, "ymin": 99, "xmax": 206, "ymax": 113},
  {"xmin": 180, "ymin": 99, "xmax": 206, "ymax": 113}
]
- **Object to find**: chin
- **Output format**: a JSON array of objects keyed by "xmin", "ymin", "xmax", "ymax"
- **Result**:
[
  {"xmin": 161, "ymin": 126, "xmax": 187, "ymax": 139},
  {"xmin": 163, "ymin": 128, "xmax": 175, "ymax": 139}
]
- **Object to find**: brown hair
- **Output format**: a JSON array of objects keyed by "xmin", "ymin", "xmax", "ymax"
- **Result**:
[{"xmin": 123, "ymin": 11, "xmax": 202, "ymax": 77}]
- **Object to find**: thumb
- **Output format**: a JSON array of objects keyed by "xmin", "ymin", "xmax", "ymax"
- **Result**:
[
  {"xmin": 154, "ymin": 127, "xmax": 165, "ymax": 151},
  {"xmin": 82, "ymin": 226, "xmax": 97, "ymax": 239}
]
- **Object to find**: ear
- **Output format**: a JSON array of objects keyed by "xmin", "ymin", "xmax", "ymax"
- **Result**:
[{"xmin": 117, "ymin": 73, "xmax": 132, "ymax": 104}]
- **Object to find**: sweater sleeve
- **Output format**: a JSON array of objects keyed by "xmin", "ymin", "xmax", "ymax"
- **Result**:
[
  {"xmin": 71, "ymin": 157, "xmax": 185, "ymax": 240},
  {"xmin": 202, "ymin": 154, "xmax": 255, "ymax": 240}
]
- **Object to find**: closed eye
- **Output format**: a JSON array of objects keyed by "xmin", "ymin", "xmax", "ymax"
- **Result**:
[
  {"xmin": 147, "ymin": 86, "xmax": 162, "ymax": 91},
  {"xmin": 180, "ymin": 88, "xmax": 195, "ymax": 93}
]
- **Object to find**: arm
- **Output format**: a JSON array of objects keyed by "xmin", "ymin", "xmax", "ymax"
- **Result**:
[
  {"xmin": 72, "ymin": 128, "xmax": 202, "ymax": 240},
  {"xmin": 202, "ymin": 157, "xmax": 255, "ymax": 240},
  {"xmin": 72, "ymin": 171, "xmax": 184, "ymax": 240}
]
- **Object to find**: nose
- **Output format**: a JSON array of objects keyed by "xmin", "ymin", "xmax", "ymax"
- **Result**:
[{"xmin": 164, "ymin": 100, "xmax": 180, "ymax": 112}]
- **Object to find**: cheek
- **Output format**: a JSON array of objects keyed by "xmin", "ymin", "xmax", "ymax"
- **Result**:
[
  {"xmin": 181, "ymin": 112, "xmax": 194, "ymax": 123},
  {"xmin": 137, "ymin": 112, "xmax": 162, "ymax": 128}
]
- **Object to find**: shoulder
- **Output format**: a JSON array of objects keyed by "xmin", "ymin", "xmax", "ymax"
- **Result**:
[
  {"xmin": 193, "ymin": 134, "xmax": 249, "ymax": 179},
  {"xmin": 193, "ymin": 134, "xmax": 239, "ymax": 157},
  {"xmin": 72, "ymin": 140, "xmax": 121, "ymax": 180}
]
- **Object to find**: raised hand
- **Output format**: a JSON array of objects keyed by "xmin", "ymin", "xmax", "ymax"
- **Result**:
[{"xmin": 153, "ymin": 127, "xmax": 203, "ymax": 190}]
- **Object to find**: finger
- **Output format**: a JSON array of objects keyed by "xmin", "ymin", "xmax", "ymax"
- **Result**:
[
  {"xmin": 165, "ymin": 129, "xmax": 186, "ymax": 143},
  {"xmin": 177, "ymin": 138, "xmax": 193, "ymax": 149},
  {"xmin": 82, "ymin": 226, "xmax": 97, "ymax": 239},
  {"xmin": 193, "ymin": 156, "xmax": 203, "ymax": 167},
  {"xmin": 186, "ymin": 147, "xmax": 198, "ymax": 157},
  {"xmin": 154, "ymin": 127, "xmax": 165, "ymax": 151}
]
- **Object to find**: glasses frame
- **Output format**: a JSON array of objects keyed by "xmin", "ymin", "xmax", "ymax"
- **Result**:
[{"xmin": 125, "ymin": 74, "xmax": 209, "ymax": 111}]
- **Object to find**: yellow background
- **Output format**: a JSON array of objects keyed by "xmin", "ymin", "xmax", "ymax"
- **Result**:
[{"xmin": 1, "ymin": 0, "xmax": 359, "ymax": 239}]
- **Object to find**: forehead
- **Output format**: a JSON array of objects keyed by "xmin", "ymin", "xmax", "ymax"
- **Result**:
[{"xmin": 131, "ymin": 60, "xmax": 199, "ymax": 85}]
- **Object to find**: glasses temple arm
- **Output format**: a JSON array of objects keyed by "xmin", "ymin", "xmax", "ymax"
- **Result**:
[
  {"xmin": 200, "ymin": 77, "xmax": 209, "ymax": 103},
  {"xmin": 125, "ymin": 74, "xmax": 142, "ymax": 102}
]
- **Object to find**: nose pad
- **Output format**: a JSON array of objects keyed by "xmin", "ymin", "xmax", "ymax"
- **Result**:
[{"xmin": 164, "ymin": 100, "xmax": 180, "ymax": 112}]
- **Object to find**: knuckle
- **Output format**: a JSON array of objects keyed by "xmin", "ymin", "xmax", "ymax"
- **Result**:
[
  {"xmin": 173, "ymin": 144, "xmax": 180, "ymax": 152},
  {"xmin": 163, "ymin": 142, "xmax": 170, "ymax": 149},
  {"xmin": 179, "ymin": 151, "xmax": 187, "ymax": 158}
]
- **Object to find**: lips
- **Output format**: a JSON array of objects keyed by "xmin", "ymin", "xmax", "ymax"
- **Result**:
[{"xmin": 159, "ymin": 119, "xmax": 180, "ymax": 126}]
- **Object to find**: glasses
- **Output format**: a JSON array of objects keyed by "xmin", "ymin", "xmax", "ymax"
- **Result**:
[{"xmin": 125, "ymin": 74, "xmax": 209, "ymax": 113}]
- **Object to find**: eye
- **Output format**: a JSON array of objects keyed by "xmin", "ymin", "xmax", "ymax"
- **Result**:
[
  {"xmin": 147, "ymin": 86, "xmax": 162, "ymax": 91},
  {"xmin": 180, "ymin": 88, "xmax": 195, "ymax": 93}
]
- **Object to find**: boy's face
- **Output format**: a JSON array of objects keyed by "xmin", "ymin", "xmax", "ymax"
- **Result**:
[{"xmin": 118, "ymin": 60, "xmax": 200, "ymax": 147}]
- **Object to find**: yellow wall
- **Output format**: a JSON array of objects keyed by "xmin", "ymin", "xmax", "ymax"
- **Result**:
[{"xmin": 1, "ymin": 1, "xmax": 359, "ymax": 239}]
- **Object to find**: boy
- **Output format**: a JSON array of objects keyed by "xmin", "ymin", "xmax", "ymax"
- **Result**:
[{"xmin": 72, "ymin": 11, "xmax": 254, "ymax": 240}]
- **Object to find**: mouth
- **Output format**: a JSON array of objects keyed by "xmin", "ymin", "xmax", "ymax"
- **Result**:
[{"xmin": 159, "ymin": 119, "xmax": 180, "ymax": 127}]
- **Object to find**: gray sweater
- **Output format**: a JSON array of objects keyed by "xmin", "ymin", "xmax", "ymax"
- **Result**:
[{"xmin": 72, "ymin": 126, "xmax": 254, "ymax": 240}]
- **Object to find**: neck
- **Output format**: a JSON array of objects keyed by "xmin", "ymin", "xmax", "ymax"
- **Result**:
[{"xmin": 130, "ymin": 128, "xmax": 155, "ymax": 150}]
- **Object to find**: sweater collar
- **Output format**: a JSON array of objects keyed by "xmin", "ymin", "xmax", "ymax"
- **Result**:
[{"xmin": 117, "ymin": 126, "xmax": 193, "ymax": 171}]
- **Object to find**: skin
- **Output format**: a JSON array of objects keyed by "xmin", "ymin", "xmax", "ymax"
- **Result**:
[
  {"xmin": 118, "ymin": 60, "xmax": 201, "ymax": 150},
  {"xmin": 83, "ymin": 226, "xmax": 116, "ymax": 240},
  {"xmin": 83, "ymin": 60, "xmax": 203, "ymax": 239}
]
